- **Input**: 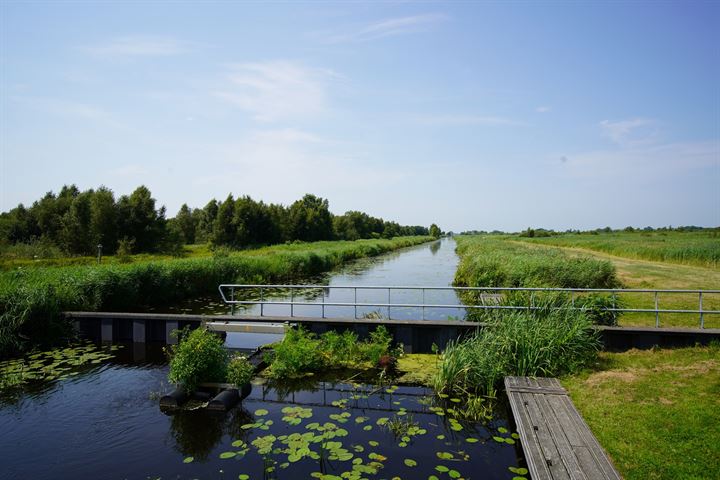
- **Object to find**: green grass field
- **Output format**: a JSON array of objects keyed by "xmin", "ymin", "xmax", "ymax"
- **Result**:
[
  {"xmin": 512, "ymin": 238, "xmax": 720, "ymax": 328},
  {"xmin": 518, "ymin": 230, "xmax": 719, "ymax": 268},
  {"xmin": 562, "ymin": 345, "xmax": 720, "ymax": 480}
]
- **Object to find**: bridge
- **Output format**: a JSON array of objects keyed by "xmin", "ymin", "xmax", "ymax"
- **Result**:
[{"xmin": 64, "ymin": 284, "xmax": 720, "ymax": 353}]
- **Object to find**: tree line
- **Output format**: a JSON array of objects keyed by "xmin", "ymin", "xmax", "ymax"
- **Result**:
[{"xmin": 0, "ymin": 185, "xmax": 436, "ymax": 255}]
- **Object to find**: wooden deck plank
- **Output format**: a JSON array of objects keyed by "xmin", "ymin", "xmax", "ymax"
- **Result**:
[{"xmin": 505, "ymin": 376, "xmax": 622, "ymax": 480}]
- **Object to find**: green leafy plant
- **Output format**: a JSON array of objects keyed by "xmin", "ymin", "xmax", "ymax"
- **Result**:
[
  {"xmin": 227, "ymin": 354, "xmax": 254, "ymax": 387},
  {"xmin": 167, "ymin": 327, "xmax": 228, "ymax": 392}
]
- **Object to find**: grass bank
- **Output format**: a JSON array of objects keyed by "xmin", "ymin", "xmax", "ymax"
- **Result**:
[
  {"xmin": 0, "ymin": 236, "xmax": 432, "ymax": 358},
  {"xmin": 518, "ymin": 230, "xmax": 719, "ymax": 269},
  {"xmin": 454, "ymin": 236, "xmax": 621, "ymax": 289},
  {"xmin": 562, "ymin": 345, "xmax": 720, "ymax": 480},
  {"xmin": 514, "ymin": 240, "xmax": 720, "ymax": 328}
]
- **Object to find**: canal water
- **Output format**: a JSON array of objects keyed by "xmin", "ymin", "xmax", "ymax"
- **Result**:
[
  {"xmin": 162, "ymin": 237, "xmax": 465, "ymax": 321},
  {"xmin": 0, "ymin": 237, "xmax": 528, "ymax": 480}
]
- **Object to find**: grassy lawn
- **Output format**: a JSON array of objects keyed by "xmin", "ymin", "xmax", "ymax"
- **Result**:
[
  {"xmin": 513, "ymin": 240, "xmax": 720, "ymax": 328},
  {"xmin": 562, "ymin": 345, "xmax": 720, "ymax": 480}
]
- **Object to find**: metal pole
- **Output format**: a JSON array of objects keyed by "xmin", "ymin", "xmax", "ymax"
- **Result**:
[
  {"xmin": 291, "ymin": 288, "xmax": 294, "ymax": 317},
  {"xmin": 354, "ymin": 287, "xmax": 357, "ymax": 319},
  {"xmin": 387, "ymin": 288, "xmax": 391, "ymax": 320},
  {"xmin": 260, "ymin": 287, "xmax": 264, "ymax": 317},
  {"xmin": 699, "ymin": 292, "xmax": 704, "ymax": 329},
  {"xmin": 322, "ymin": 288, "xmax": 325, "ymax": 318},
  {"xmin": 655, "ymin": 292, "xmax": 659, "ymax": 327},
  {"xmin": 230, "ymin": 287, "xmax": 235, "ymax": 315},
  {"xmin": 422, "ymin": 288, "xmax": 425, "ymax": 321}
]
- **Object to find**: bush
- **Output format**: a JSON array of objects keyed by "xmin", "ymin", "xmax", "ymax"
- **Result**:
[
  {"xmin": 167, "ymin": 327, "xmax": 228, "ymax": 392},
  {"xmin": 227, "ymin": 354, "xmax": 254, "ymax": 387},
  {"xmin": 434, "ymin": 308, "xmax": 600, "ymax": 398},
  {"xmin": 266, "ymin": 325, "xmax": 397, "ymax": 378}
]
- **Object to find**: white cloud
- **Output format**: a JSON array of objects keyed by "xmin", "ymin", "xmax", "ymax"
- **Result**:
[
  {"xmin": 535, "ymin": 106, "xmax": 551, "ymax": 113},
  {"xmin": 214, "ymin": 61, "xmax": 336, "ymax": 122},
  {"xmin": 317, "ymin": 13, "xmax": 448, "ymax": 43},
  {"xmin": 11, "ymin": 96, "xmax": 121, "ymax": 125},
  {"xmin": 82, "ymin": 35, "xmax": 194, "ymax": 56},
  {"xmin": 599, "ymin": 117, "xmax": 656, "ymax": 145},
  {"xmin": 413, "ymin": 114, "xmax": 524, "ymax": 126}
]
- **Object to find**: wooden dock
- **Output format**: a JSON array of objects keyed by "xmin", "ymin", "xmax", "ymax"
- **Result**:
[{"xmin": 505, "ymin": 376, "xmax": 622, "ymax": 480}]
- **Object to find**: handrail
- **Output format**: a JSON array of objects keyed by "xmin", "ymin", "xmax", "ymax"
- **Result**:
[{"xmin": 218, "ymin": 284, "xmax": 720, "ymax": 328}]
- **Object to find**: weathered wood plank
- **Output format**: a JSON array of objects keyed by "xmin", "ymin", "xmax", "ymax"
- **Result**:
[{"xmin": 505, "ymin": 376, "xmax": 623, "ymax": 480}]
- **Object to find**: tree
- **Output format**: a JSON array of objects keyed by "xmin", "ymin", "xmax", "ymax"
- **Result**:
[
  {"xmin": 287, "ymin": 194, "xmax": 333, "ymax": 242},
  {"xmin": 175, "ymin": 204, "xmax": 197, "ymax": 244},
  {"xmin": 90, "ymin": 187, "xmax": 118, "ymax": 252},
  {"xmin": 60, "ymin": 191, "xmax": 93, "ymax": 254},
  {"xmin": 211, "ymin": 194, "xmax": 236, "ymax": 247},
  {"xmin": 116, "ymin": 186, "xmax": 166, "ymax": 252},
  {"xmin": 429, "ymin": 224, "xmax": 441, "ymax": 238}
]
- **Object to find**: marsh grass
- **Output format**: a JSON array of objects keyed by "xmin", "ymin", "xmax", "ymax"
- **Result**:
[
  {"xmin": 454, "ymin": 236, "xmax": 621, "ymax": 289},
  {"xmin": 0, "ymin": 236, "xmax": 431, "ymax": 358},
  {"xmin": 434, "ymin": 308, "xmax": 600, "ymax": 398}
]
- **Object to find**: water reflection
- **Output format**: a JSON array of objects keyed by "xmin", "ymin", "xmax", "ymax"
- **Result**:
[{"xmin": 168, "ymin": 407, "xmax": 253, "ymax": 460}]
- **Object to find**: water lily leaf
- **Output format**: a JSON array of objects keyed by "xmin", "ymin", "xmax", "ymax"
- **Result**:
[
  {"xmin": 493, "ymin": 436, "xmax": 505, "ymax": 443},
  {"xmin": 466, "ymin": 438, "xmax": 479, "ymax": 443},
  {"xmin": 436, "ymin": 452, "xmax": 454, "ymax": 460},
  {"xmin": 254, "ymin": 409, "xmax": 269, "ymax": 416},
  {"xmin": 183, "ymin": 456, "xmax": 194, "ymax": 463},
  {"xmin": 219, "ymin": 451, "xmax": 237, "ymax": 459},
  {"xmin": 498, "ymin": 427, "xmax": 508, "ymax": 434},
  {"xmin": 505, "ymin": 438, "xmax": 516, "ymax": 445},
  {"xmin": 404, "ymin": 459, "xmax": 417, "ymax": 467},
  {"xmin": 435, "ymin": 465, "xmax": 449, "ymax": 472},
  {"xmin": 363, "ymin": 425, "xmax": 372, "ymax": 431},
  {"xmin": 449, "ymin": 469, "xmax": 461, "ymax": 479},
  {"xmin": 436, "ymin": 434, "xmax": 445, "ymax": 440},
  {"xmin": 238, "ymin": 475, "xmax": 249, "ymax": 480},
  {"xmin": 368, "ymin": 440, "xmax": 379, "ymax": 447}
]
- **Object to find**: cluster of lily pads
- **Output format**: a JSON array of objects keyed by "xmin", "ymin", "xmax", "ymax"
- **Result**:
[
  {"xmin": 0, "ymin": 343, "xmax": 121, "ymax": 392},
  {"xmin": 180, "ymin": 383, "xmax": 529, "ymax": 480}
]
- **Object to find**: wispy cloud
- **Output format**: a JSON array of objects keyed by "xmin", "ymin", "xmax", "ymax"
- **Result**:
[
  {"xmin": 316, "ymin": 13, "xmax": 448, "ymax": 43},
  {"xmin": 535, "ymin": 106, "xmax": 551, "ymax": 113},
  {"xmin": 413, "ymin": 114, "xmax": 524, "ymax": 127},
  {"xmin": 214, "ymin": 61, "xmax": 337, "ymax": 122},
  {"xmin": 600, "ymin": 117, "xmax": 657, "ymax": 145},
  {"xmin": 81, "ymin": 35, "xmax": 195, "ymax": 56}
]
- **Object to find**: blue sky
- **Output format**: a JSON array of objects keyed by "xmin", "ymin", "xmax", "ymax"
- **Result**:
[{"xmin": 1, "ymin": 1, "xmax": 718, "ymax": 232}]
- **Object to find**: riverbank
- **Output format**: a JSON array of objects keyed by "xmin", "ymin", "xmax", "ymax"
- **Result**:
[{"xmin": 0, "ymin": 236, "xmax": 432, "ymax": 358}]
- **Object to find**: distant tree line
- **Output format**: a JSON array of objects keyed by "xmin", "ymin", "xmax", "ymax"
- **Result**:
[
  {"xmin": 459, "ymin": 225, "xmax": 718, "ymax": 236},
  {"xmin": 0, "ymin": 185, "xmax": 433, "ymax": 255}
]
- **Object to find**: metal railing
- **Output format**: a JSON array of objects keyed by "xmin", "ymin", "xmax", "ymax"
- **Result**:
[{"xmin": 218, "ymin": 284, "xmax": 720, "ymax": 328}]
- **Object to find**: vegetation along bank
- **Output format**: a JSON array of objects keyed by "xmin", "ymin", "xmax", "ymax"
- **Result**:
[{"xmin": 0, "ymin": 236, "xmax": 432, "ymax": 358}]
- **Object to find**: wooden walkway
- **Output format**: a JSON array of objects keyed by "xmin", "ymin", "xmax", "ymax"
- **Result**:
[{"xmin": 505, "ymin": 376, "xmax": 622, "ymax": 480}]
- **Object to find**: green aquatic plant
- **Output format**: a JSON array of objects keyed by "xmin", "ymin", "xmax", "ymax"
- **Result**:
[
  {"xmin": 227, "ymin": 354, "xmax": 254, "ymax": 387},
  {"xmin": 434, "ymin": 307, "xmax": 600, "ymax": 398},
  {"xmin": 166, "ymin": 327, "xmax": 228, "ymax": 392}
]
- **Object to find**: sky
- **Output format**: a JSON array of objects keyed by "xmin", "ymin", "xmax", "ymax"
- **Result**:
[{"xmin": 1, "ymin": 1, "xmax": 719, "ymax": 232}]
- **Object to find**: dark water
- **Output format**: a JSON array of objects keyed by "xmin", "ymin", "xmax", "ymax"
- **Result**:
[
  {"xmin": 161, "ymin": 238, "xmax": 466, "ymax": 321},
  {"xmin": 0, "ymin": 343, "xmax": 525, "ymax": 480}
]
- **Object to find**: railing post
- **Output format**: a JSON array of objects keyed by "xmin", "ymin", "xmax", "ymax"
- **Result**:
[
  {"xmin": 291, "ymin": 288, "xmax": 294, "ymax": 317},
  {"xmin": 387, "ymin": 287, "xmax": 391, "ymax": 320},
  {"xmin": 230, "ymin": 287, "xmax": 235, "ymax": 315},
  {"xmin": 699, "ymin": 292, "xmax": 704, "ymax": 329},
  {"xmin": 354, "ymin": 287, "xmax": 357, "ymax": 319},
  {"xmin": 322, "ymin": 288, "xmax": 325, "ymax": 319},
  {"xmin": 571, "ymin": 290, "xmax": 575, "ymax": 309},
  {"xmin": 655, "ymin": 291, "xmax": 659, "ymax": 327},
  {"xmin": 422, "ymin": 288, "xmax": 425, "ymax": 321},
  {"xmin": 260, "ymin": 287, "xmax": 264, "ymax": 317}
]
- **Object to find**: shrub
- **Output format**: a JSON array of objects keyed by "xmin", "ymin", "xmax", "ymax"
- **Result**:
[
  {"xmin": 227, "ymin": 354, "xmax": 254, "ymax": 387},
  {"xmin": 266, "ymin": 325, "xmax": 397, "ymax": 378},
  {"xmin": 167, "ymin": 327, "xmax": 228, "ymax": 392},
  {"xmin": 434, "ymin": 308, "xmax": 600, "ymax": 398}
]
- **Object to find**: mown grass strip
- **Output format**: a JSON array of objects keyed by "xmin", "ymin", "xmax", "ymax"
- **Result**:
[{"xmin": 562, "ymin": 345, "xmax": 720, "ymax": 480}]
